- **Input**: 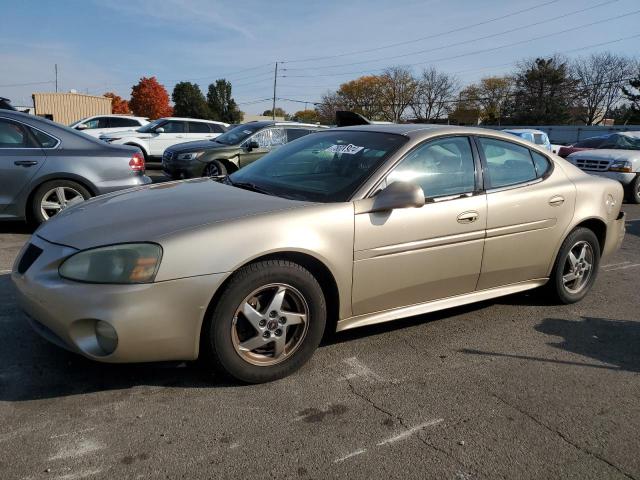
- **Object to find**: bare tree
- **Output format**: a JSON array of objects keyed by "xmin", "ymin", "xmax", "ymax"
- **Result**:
[
  {"xmin": 379, "ymin": 66, "xmax": 418, "ymax": 122},
  {"xmin": 572, "ymin": 52, "xmax": 634, "ymax": 125},
  {"xmin": 315, "ymin": 91, "xmax": 346, "ymax": 125},
  {"xmin": 411, "ymin": 67, "xmax": 459, "ymax": 121}
]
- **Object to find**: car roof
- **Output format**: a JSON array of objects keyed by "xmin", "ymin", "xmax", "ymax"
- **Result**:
[
  {"xmin": 620, "ymin": 131, "xmax": 640, "ymax": 138},
  {"xmin": 237, "ymin": 120, "xmax": 327, "ymax": 129},
  {"xmin": 160, "ymin": 117, "xmax": 229, "ymax": 124}
]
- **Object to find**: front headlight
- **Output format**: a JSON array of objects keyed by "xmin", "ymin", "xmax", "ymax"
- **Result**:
[
  {"xmin": 177, "ymin": 151, "xmax": 204, "ymax": 160},
  {"xmin": 609, "ymin": 160, "xmax": 632, "ymax": 173},
  {"xmin": 59, "ymin": 243, "xmax": 162, "ymax": 284}
]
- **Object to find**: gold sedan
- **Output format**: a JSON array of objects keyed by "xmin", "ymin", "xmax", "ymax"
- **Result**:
[{"xmin": 12, "ymin": 125, "xmax": 626, "ymax": 383}]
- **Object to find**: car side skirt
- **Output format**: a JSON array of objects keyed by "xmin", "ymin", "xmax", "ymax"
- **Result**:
[{"xmin": 336, "ymin": 278, "xmax": 548, "ymax": 332}]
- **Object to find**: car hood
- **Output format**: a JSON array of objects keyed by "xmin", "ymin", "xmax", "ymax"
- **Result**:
[
  {"xmin": 35, "ymin": 179, "xmax": 308, "ymax": 250},
  {"xmin": 568, "ymin": 149, "xmax": 640, "ymax": 161},
  {"xmin": 100, "ymin": 130, "xmax": 152, "ymax": 139},
  {"xmin": 167, "ymin": 139, "xmax": 239, "ymax": 154}
]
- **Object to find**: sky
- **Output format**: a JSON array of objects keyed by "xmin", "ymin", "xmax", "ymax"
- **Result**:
[{"xmin": 1, "ymin": 0, "xmax": 639, "ymax": 115}]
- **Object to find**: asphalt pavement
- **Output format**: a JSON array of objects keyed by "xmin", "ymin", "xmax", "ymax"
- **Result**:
[{"xmin": 1, "ymin": 204, "xmax": 639, "ymax": 480}]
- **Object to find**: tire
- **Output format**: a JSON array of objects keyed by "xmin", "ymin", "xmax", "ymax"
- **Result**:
[
  {"xmin": 626, "ymin": 175, "xmax": 640, "ymax": 204},
  {"xmin": 202, "ymin": 160, "xmax": 227, "ymax": 177},
  {"xmin": 548, "ymin": 227, "xmax": 600, "ymax": 304},
  {"xmin": 201, "ymin": 260, "xmax": 326, "ymax": 383},
  {"xmin": 31, "ymin": 180, "xmax": 91, "ymax": 224}
]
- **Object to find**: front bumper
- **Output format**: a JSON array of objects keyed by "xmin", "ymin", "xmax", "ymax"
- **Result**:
[
  {"xmin": 161, "ymin": 157, "xmax": 205, "ymax": 179},
  {"xmin": 588, "ymin": 171, "xmax": 636, "ymax": 185},
  {"xmin": 11, "ymin": 235, "xmax": 228, "ymax": 363}
]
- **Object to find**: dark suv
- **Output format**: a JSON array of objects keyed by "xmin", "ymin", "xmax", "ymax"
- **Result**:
[{"xmin": 162, "ymin": 121, "xmax": 327, "ymax": 178}]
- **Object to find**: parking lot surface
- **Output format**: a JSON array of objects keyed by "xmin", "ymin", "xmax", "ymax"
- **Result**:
[{"xmin": 1, "ymin": 205, "xmax": 639, "ymax": 480}]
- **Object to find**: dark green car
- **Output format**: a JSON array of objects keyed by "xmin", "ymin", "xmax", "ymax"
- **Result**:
[{"xmin": 161, "ymin": 121, "xmax": 327, "ymax": 179}]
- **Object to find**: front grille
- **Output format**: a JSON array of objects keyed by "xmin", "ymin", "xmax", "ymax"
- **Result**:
[
  {"xmin": 163, "ymin": 151, "xmax": 174, "ymax": 163},
  {"xmin": 574, "ymin": 158, "xmax": 610, "ymax": 171},
  {"xmin": 17, "ymin": 244, "xmax": 43, "ymax": 274}
]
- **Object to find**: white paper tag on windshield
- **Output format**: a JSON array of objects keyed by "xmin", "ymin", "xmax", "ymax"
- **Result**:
[{"xmin": 325, "ymin": 144, "xmax": 364, "ymax": 155}]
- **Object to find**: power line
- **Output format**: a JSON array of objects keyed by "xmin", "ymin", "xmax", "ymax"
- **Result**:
[
  {"xmin": 0, "ymin": 80, "xmax": 55, "ymax": 88},
  {"xmin": 281, "ymin": 0, "xmax": 561, "ymax": 64},
  {"xmin": 282, "ymin": 0, "xmax": 619, "ymax": 72},
  {"xmin": 282, "ymin": 8, "xmax": 640, "ymax": 78}
]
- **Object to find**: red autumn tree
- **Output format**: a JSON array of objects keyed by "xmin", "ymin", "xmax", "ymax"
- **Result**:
[
  {"xmin": 103, "ymin": 92, "xmax": 131, "ymax": 114},
  {"xmin": 128, "ymin": 77, "xmax": 173, "ymax": 119}
]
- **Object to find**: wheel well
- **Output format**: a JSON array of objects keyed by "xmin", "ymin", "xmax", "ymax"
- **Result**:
[
  {"xmin": 574, "ymin": 218, "xmax": 606, "ymax": 254},
  {"xmin": 200, "ymin": 251, "xmax": 340, "ymax": 354},
  {"xmin": 216, "ymin": 159, "xmax": 238, "ymax": 173},
  {"xmin": 24, "ymin": 177, "xmax": 96, "ymax": 222}
]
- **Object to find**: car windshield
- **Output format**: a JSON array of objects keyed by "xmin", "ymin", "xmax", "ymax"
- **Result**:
[
  {"xmin": 214, "ymin": 123, "xmax": 264, "ymax": 145},
  {"xmin": 137, "ymin": 119, "xmax": 164, "ymax": 133},
  {"xmin": 228, "ymin": 130, "xmax": 407, "ymax": 202},
  {"xmin": 606, "ymin": 134, "xmax": 640, "ymax": 150},
  {"xmin": 68, "ymin": 117, "xmax": 89, "ymax": 128}
]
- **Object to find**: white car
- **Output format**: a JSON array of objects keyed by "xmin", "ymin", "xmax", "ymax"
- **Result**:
[
  {"xmin": 100, "ymin": 117, "xmax": 229, "ymax": 163},
  {"xmin": 503, "ymin": 129, "xmax": 552, "ymax": 151},
  {"xmin": 69, "ymin": 115, "xmax": 149, "ymax": 138},
  {"xmin": 567, "ymin": 132, "xmax": 640, "ymax": 204}
]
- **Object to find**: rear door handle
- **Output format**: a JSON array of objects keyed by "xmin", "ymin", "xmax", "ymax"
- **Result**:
[
  {"xmin": 457, "ymin": 211, "xmax": 479, "ymax": 224},
  {"xmin": 14, "ymin": 160, "xmax": 39, "ymax": 167},
  {"xmin": 549, "ymin": 195, "xmax": 565, "ymax": 206}
]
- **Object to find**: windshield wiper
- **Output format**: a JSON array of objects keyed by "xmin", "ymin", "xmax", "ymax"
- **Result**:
[{"xmin": 227, "ymin": 178, "xmax": 274, "ymax": 196}]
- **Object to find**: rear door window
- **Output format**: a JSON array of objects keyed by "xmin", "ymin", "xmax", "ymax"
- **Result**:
[
  {"xmin": 478, "ymin": 138, "xmax": 537, "ymax": 189},
  {"xmin": 0, "ymin": 119, "xmax": 38, "ymax": 148},
  {"xmin": 163, "ymin": 121, "xmax": 186, "ymax": 133},
  {"xmin": 188, "ymin": 122, "xmax": 211, "ymax": 134}
]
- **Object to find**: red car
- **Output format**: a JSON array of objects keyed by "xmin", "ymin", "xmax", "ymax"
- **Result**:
[{"xmin": 557, "ymin": 135, "xmax": 611, "ymax": 158}]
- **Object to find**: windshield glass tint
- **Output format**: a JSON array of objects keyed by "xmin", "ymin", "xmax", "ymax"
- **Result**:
[
  {"xmin": 137, "ymin": 119, "xmax": 164, "ymax": 133},
  {"xmin": 215, "ymin": 124, "xmax": 263, "ymax": 145},
  {"xmin": 229, "ymin": 130, "xmax": 407, "ymax": 202}
]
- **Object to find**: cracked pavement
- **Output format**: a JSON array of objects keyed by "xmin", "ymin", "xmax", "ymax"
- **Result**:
[{"xmin": 0, "ymin": 204, "xmax": 639, "ymax": 479}]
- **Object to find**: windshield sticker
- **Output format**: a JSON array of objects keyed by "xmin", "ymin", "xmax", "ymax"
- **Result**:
[
  {"xmin": 325, "ymin": 144, "xmax": 364, "ymax": 155},
  {"xmin": 243, "ymin": 130, "xmax": 253, "ymax": 134}
]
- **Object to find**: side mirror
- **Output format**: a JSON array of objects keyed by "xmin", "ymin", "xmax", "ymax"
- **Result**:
[
  {"xmin": 76, "ymin": 123, "xmax": 89, "ymax": 130},
  {"xmin": 155, "ymin": 127, "xmax": 165, "ymax": 134},
  {"xmin": 246, "ymin": 140, "xmax": 260, "ymax": 151},
  {"xmin": 362, "ymin": 182, "xmax": 425, "ymax": 213}
]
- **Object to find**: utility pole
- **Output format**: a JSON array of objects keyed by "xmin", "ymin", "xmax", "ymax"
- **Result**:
[
  {"xmin": 271, "ymin": 62, "xmax": 278, "ymax": 120},
  {"xmin": 55, "ymin": 64, "xmax": 58, "ymax": 92}
]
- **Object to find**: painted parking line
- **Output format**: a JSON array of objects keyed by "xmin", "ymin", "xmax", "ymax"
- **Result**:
[
  {"xmin": 601, "ymin": 261, "xmax": 630, "ymax": 268},
  {"xmin": 603, "ymin": 263, "xmax": 640, "ymax": 272}
]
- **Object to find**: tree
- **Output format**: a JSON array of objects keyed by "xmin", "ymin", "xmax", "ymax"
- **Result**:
[
  {"xmin": 291, "ymin": 109, "xmax": 319, "ymax": 123},
  {"xmin": 316, "ymin": 91, "xmax": 346, "ymax": 125},
  {"xmin": 410, "ymin": 67, "xmax": 459, "ymax": 121},
  {"xmin": 378, "ymin": 66, "xmax": 418, "ymax": 122},
  {"xmin": 506, "ymin": 57, "xmax": 579, "ymax": 125},
  {"xmin": 476, "ymin": 76, "xmax": 513, "ymax": 125},
  {"xmin": 336, "ymin": 75, "xmax": 386, "ymax": 120},
  {"xmin": 207, "ymin": 79, "xmax": 243, "ymax": 123},
  {"xmin": 262, "ymin": 107, "xmax": 287, "ymax": 118},
  {"xmin": 572, "ymin": 53, "xmax": 635, "ymax": 125},
  {"xmin": 622, "ymin": 65, "xmax": 640, "ymax": 124},
  {"xmin": 129, "ymin": 77, "xmax": 173, "ymax": 119},
  {"xmin": 103, "ymin": 92, "xmax": 130, "ymax": 114},
  {"xmin": 449, "ymin": 85, "xmax": 482, "ymax": 125},
  {"xmin": 171, "ymin": 82, "xmax": 209, "ymax": 119}
]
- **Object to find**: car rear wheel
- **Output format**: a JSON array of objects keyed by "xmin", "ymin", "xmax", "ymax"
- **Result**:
[
  {"xmin": 626, "ymin": 175, "xmax": 640, "ymax": 204},
  {"xmin": 548, "ymin": 227, "xmax": 600, "ymax": 304},
  {"xmin": 202, "ymin": 160, "xmax": 227, "ymax": 177},
  {"xmin": 31, "ymin": 180, "xmax": 91, "ymax": 224},
  {"xmin": 201, "ymin": 260, "xmax": 326, "ymax": 383}
]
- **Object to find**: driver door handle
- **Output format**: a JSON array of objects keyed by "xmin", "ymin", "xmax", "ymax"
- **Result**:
[
  {"xmin": 14, "ymin": 160, "xmax": 39, "ymax": 167},
  {"xmin": 457, "ymin": 211, "xmax": 479, "ymax": 224}
]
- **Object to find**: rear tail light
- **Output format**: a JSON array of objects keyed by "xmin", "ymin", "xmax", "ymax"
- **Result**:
[{"xmin": 129, "ymin": 152, "xmax": 145, "ymax": 172}]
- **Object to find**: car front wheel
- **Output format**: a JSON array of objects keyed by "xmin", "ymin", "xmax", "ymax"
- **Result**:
[
  {"xmin": 202, "ymin": 160, "xmax": 227, "ymax": 177},
  {"xmin": 202, "ymin": 260, "xmax": 327, "ymax": 383},
  {"xmin": 626, "ymin": 175, "xmax": 640, "ymax": 204},
  {"xmin": 548, "ymin": 227, "xmax": 600, "ymax": 304}
]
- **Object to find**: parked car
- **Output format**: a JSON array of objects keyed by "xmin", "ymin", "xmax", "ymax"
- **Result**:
[
  {"xmin": 162, "ymin": 121, "xmax": 328, "ymax": 178},
  {"xmin": 0, "ymin": 97, "xmax": 17, "ymax": 111},
  {"xmin": 503, "ymin": 128, "xmax": 552, "ymax": 151},
  {"xmin": 0, "ymin": 110, "xmax": 151, "ymax": 224},
  {"xmin": 69, "ymin": 114, "xmax": 149, "ymax": 138},
  {"xmin": 100, "ymin": 117, "xmax": 229, "ymax": 167},
  {"xmin": 567, "ymin": 132, "xmax": 640, "ymax": 203},
  {"xmin": 558, "ymin": 132, "xmax": 640, "ymax": 158},
  {"xmin": 13, "ymin": 125, "xmax": 625, "ymax": 383}
]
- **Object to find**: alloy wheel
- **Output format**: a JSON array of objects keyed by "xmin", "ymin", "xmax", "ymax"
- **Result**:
[
  {"xmin": 40, "ymin": 186, "xmax": 85, "ymax": 220},
  {"xmin": 231, "ymin": 283, "xmax": 309, "ymax": 366},
  {"xmin": 203, "ymin": 163, "xmax": 220, "ymax": 176},
  {"xmin": 562, "ymin": 240, "xmax": 594, "ymax": 294}
]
